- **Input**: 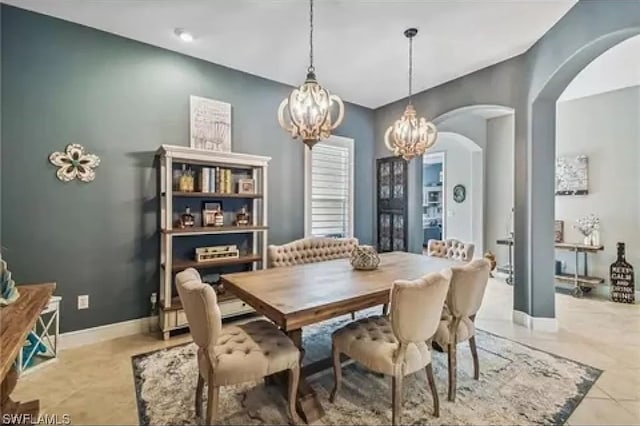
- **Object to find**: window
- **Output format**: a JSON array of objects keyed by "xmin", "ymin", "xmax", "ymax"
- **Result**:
[{"xmin": 304, "ymin": 136, "xmax": 354, "ymax": 238}]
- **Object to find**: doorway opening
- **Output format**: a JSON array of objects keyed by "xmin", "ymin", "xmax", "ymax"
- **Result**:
[{"xmin": 423, "ymin": 152, "xmax": 445, "ymax": 248}]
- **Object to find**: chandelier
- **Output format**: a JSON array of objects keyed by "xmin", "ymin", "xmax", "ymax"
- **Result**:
[
  {"xmin": 385, "ymin": 28, "xmax": 438, "ymax": 161},
  {"xmin": 278, "ymin": 0, "xmax": 345, "ymax": 149}
]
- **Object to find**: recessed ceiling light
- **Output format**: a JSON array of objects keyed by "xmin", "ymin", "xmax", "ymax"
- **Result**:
[{"xmin": 174, "ymin": 28, "xmax": 194, "ymax": 42}]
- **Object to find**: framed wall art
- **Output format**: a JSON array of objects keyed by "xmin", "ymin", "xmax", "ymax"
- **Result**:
[
  {"xmin": 453, "ymin": 184, "xmax": 466, "ymax": 203},
  {"xmin": 554, "ymin": 220, "xmax": 564, "ymax": 243},
  {"xmin": 556, "ymin": 155, "xmax": 588, "ymax": 195},
  {"xmin": 238, "ymin": 179, "xmax": 255, "ymax": 194},
  {"xmin": 190, "ymin": 95, "xmax": 231, "ymax": 152}
]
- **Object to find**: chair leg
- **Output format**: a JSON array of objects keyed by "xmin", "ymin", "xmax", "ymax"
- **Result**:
[
  {"xmin": 391, "ymin": 374, "xmax": 403, "ymax": 426},
  {"xmin": 287, "ymin": 365, "xmax": 302, "ymax": 425},
  {"xmin": 351, "ymin": 312, "xmax": 356, "ymax": 320},
  {"xmin": 382, "ymin": 303, "xmax": 389, "ymax": 316},
  {"xmin": 425, "ymin": 363, "xmax": 440, "ymax": 417},
  {"xmin": 447, "ymin": 343, "xmax": 457, "ymax": 402},
  {"xmin": 205, "ymin": 384, "xmax": 219, "ymax": 425},
  {"xmin": 469, "ymin": 335, "xmax": 480, "ymax": 380},
  {"xmin": 329, "ymin": 343, "xmax": 342, "ymax": 403},
  {"xmin": 195, "ymin": 374, "xmax": 204, "ymax": 422}
]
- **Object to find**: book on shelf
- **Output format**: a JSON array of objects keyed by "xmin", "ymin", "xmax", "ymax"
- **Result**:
[
  {"xmin": 200, "ymin": 167, "xmax": 210, "ymax": 192},
  {"xmin": 209, "ymin": 167, "xmax": 216, "ymax": 193}
]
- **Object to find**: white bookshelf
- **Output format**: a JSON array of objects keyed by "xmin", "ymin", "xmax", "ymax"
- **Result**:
[{"xmin": 156, "ymin": 145, "xmax": 270, "ymax": 340}]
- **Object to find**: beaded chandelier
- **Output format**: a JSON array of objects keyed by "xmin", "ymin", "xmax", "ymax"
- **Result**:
[
  {"xmin": 277, "ymin": 0, "xmax": 345, "ymax": 149},
  {"xmin": 384, "ymin": 28, "xmax": 438, "ymax": 161}
]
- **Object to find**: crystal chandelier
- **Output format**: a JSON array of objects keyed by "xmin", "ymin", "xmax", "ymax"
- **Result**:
[
  {"xmin": 385, "ymin": 28, "xmax": 438, "ymax": 161},
  {"xmin": 278, "ymin": 0, "xmax": 345, "ymax": 149}
]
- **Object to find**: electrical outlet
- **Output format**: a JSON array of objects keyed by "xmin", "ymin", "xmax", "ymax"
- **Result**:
[{"xmin": 78, "ymin": 295, "xmax": 89, "ymax": 310}]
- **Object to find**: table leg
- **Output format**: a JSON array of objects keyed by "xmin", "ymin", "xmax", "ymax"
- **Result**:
[
  {"xmin": 286, "ymin": 329, "xmax": 325, "ymax": 424},
  {"xmin": 572, "ymin": 249, "xmax": 583, "ymax": 298},
  {"xmin": 506, "ymin": 243, "xmax": 514, "ymax": 285},
  {"xmin": 0, "ymin": 365, "xmax": 40, "ymax": 424}
]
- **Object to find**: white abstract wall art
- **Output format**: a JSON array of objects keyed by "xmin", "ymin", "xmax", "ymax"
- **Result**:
[
  {"xmin": 556, "ymin": 155, "xmax": 588, "ymax": 195},
  {"xmin": 190, "ymin": 95, "xmax": 231, "ymax": 152},
  {"xmin": 49, "ymin": 144, "xmax": 101, "ymax": 183}
]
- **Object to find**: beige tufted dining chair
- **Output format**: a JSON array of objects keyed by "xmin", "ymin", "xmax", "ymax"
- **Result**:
[
  {"xmin": 433, "ymin": 259, "xmax": 491, "ymax": 402},
  {"xmin": 329, "ymin": 271, "xmax": 451, "ymax": 425},
  {"xmin": 176, "ymin": 268, "xmax": 302, "ymax": 425},
  {"xmin": 268, "ymin": 237, "xmax": 389, "ymax": 318},
  {"xmin": 427, "ymin": 238, "xmax": 475, "ymax": 262}
]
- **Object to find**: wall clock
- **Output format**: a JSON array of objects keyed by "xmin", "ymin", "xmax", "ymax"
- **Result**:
[{"xmin": 453, "ymin": 184, "xmax": 466, "ymax": 203}]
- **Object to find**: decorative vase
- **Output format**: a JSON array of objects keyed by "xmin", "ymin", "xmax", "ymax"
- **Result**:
[
  {"xmin": 350, "ymin": 245, "xmax": 380, "ymax": 270},
  {"xmin": 583, "ymin": 234, "xmax": 592, "ymax": 246},
  {"xmin": 591, "ymin": 230, "xmax": 600, "ymax": 246},
  {"xmin": 0, "ymin": 259, "xmax": 19, "ymax": 307}
]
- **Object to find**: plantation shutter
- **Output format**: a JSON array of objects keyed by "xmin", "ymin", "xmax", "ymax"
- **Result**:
[{"xmin": 309, "ymin": 141, "xmax": 352, "ymax": 238}]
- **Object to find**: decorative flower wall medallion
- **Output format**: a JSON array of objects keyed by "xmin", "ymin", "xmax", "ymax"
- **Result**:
[{"xmin": 49, "ymin": 144, "xmax": 100, "ymax": 182}]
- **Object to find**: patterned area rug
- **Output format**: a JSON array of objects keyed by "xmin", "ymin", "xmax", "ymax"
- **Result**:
[{"xmin": 132, "ymin": 314, "xmax": 600, "ymax": 425}]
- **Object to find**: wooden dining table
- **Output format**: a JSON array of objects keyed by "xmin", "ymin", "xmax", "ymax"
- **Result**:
[{"xmin": 221, "ymin": 251, "xmax": 460, "ymax": 423}]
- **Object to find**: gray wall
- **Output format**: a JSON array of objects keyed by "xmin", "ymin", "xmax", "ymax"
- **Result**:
[
  {"xmin": 555, "ymin": 86, "xmax": 640, "ymax": 293},
  {"xmin": 375, "ymin": 0, "xmax": 640, "ymax": 320},
  {"xmin": 485, "ymin": 115, "xmax": 515, "ymax": 260},
  {"xmin": 374, "ymin": 55, "xmax": 525, "ymax": 255},
  {"xmin": 0, "ymin": 5, "xmax": 375, "ymax": 332}
]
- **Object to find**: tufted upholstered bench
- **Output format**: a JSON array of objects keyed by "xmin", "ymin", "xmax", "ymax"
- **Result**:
[
  {"xmin": 427, "ymin": 238, "xmax": 475, "ymax": 262},
  {"xmin": 176, "ymin": 268, "xmax": 301, "ymax": 425},
  {"xmin": 268, "ymin": 237, "xmax": 359, "ymax": 267},
  {"xmin": 268, "ymin": 237, "xmax": 388, "ymax": 318}
]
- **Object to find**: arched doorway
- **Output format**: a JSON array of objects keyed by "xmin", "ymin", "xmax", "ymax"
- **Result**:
[
  {"xmin": 518, "ymin": 21, "xmax": 640, "ymax": 328},
  {"xmin": 424, "ymin": 105, "xmax": 515, "ymax": 257}
]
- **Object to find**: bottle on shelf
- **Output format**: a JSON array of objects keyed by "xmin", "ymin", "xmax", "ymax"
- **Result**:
[
  {"xmin": 213, "ymin": 206, "xmax": 225, "ymax": 227},
  {"xmin": 178, "ymin": 165, "xmax": 195, "ymax": 192},
  {"xmin": 610, "ymin": 242, "xmax": 635, "ymax": 303},
  {"xmin": 235, "ymin": 206, "xmax": 250, "ymax": 226},
  {"xmin": 179, "ymin": 206, "xmax": 195, "ymax": 228}
]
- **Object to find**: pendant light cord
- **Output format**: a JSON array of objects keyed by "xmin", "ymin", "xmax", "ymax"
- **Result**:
[
  {"xmin": 308, "ymin": 0, "xmax": 315, "ymax": 73},
  {"xmin": 408, "ymin": 34, "xmax": 413, "ymax": 104}
]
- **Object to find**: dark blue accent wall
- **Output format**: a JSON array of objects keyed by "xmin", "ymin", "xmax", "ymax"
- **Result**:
[{"xmin": 0, "ymin": 5, "xmax": 375, "ymax": 332}]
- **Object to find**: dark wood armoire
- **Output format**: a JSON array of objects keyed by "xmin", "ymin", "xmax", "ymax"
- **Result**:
[{"xmin": 376, "ymin": 156, "xmax": 408, "ymax": 253}]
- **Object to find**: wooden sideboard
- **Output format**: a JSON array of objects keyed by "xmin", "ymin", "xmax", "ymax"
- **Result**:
[{"xmin": 0, "ymin": 283, "xmax": 56, "ymax": 423}]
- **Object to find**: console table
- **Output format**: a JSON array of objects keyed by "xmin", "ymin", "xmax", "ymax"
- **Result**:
[
  {"xmin": 554, "ymin": 242, "xmax": 605, "ymax": 297},
  {"xmin": 495, "ymin": 239, "xmax": 604, "ymax": 297},
  {"xmin": 0, "ymin": 283, "xmax": 56, "ymax": 423}
]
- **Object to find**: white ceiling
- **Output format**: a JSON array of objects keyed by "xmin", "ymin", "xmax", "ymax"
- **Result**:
[
  {"xmin": 4, "ymin": 0, "xmax": 576, "ymax": 108},
  {"xmin": 559, "ymin": 34, "xmax": 640, "ymax": 102}
]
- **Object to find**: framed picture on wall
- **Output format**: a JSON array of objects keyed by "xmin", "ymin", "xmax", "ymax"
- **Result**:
[
  {"xmin": 190, "ymin": 95, "xmax": 232, "ymax": 152},
  {"xmin": 556, "ymin": 155, "xmax": 588, "ymax": 195},
  {"xmin": 554, "ymin": 220, "xmax": 564, "ymax": 243}
]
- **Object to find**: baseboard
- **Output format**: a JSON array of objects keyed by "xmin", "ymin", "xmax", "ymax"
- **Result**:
[
  {"xmin": 512, "ymin": 310, "xmax": 558, "ymax": 332},
  {"xmin": 59, "ymin": 316, "xmax": 157, "ymax": 350}
]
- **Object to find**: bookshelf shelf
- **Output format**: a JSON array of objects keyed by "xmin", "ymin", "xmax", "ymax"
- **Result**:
[
  {"xmin": 171, "ymin": 191, "xmax": 263, "ymax": 199},
  {"xmin": 156, "ymin": 145, "xmax": 271, "ymax": 340},
  {"xmin": 163, "ymin": 254, "xmax": 263, "ymax": 272},
  {"xmin": 162, "ymin": 225, "xmax": 268, "ymax": 236}
]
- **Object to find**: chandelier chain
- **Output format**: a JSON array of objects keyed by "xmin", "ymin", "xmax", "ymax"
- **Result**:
[
  {"xmin": 309, "ymin": 0, "xmax": 315, "ymax": 73},
  {"xmin": 408, "ymin": 35, "xmax": 413, "ymax": 104}
]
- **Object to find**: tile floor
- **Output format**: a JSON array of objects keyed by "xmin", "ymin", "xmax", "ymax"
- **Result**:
[{"xmin": 11, "ymin": 278, "xmax": 640, "ymax": 425}]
